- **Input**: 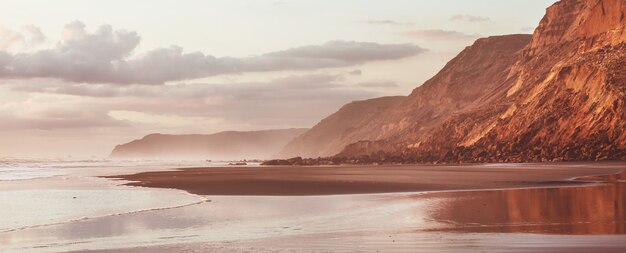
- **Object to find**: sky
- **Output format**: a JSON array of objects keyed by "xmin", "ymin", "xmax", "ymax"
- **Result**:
[{"xmin": 0, "ymin": 0, "xmax": 556, "ymax": 158}]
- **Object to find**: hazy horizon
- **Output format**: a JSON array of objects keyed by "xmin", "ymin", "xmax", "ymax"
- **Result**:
[{"xmin": 0, "ymin": 0, "xmax": 556, "ymax": 158}]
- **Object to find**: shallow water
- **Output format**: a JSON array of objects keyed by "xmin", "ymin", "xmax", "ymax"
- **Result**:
[
  {"xmin": 0, "ymin": 160, "xmax": 70, "ymax": 181},
  {"xmin": 0, "ymin": 158, "xmax": 254, "ymax": 181},
  {"xmin": 0, "ymin": 159, "xmax": 216, "ymax": 249},
  {"xmin": 0, "ymin": 188, "xmax": 204, "ymax": 232},
  {"xmin": 0, "ymin": 194, "xmax": 434, "ymax": 252}
]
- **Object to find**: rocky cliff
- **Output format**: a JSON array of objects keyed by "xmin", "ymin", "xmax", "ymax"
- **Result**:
[
  {"xmin": 110, "ymin": 128, "xmax": 308, "ymax": 160},
  {"xmin": 294, "ymin": 0, "xmax": 626, "ymax": 163},
  {"xmin": 340, "ymin": 0, "xmax": 626, "ymax": 163},
  {"xmin": 280, "ymin": 96, "xmax": 405, "ymax": 158},
  {"xmin": 279, "ymin": 35, "xmax": 531, "ymax": 158}
]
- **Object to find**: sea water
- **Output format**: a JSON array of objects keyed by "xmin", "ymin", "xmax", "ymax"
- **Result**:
[
  {"xmin": 0, "ymin": 159, "xmax": 211, "ymax": 233},
  {"xmin": 0, "ymin": 159, "xmax": 68, "ymax": 181}
]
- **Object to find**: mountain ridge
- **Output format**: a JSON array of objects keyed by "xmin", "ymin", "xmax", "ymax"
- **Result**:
[{"xmin": 110, "ymin": 128, "xmax": 308, "ymax": 160}]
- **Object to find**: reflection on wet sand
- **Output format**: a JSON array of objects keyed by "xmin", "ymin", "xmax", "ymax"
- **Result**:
[
  {"xmin": 424, "ymin": 172, "xmax": 626, "ymax": 234},
  {"xmin": 2, "ymin": 166, "xmax": 625, "ymax": 253}
]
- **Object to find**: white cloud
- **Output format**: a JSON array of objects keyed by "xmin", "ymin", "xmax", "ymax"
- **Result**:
[
  {"xmin": 0, "ymin": 26, "xmax": 23, "ymax": 50},
  {"xmin": 0, "ymin": 21, "xmax": 426, "ymax": 85},
  {"xmin": 0, "ymin": 24, "xmax": 46, "ymax": 51}
]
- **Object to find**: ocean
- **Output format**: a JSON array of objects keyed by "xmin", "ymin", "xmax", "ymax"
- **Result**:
[{"xmin": 0, "ymin": 159, "xmax": 217, "ymax": 234}]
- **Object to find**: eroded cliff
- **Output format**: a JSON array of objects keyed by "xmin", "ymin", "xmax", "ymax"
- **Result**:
[{"xmin": 309, "ymin": 0, "xmax": 626, "ymax": 163}]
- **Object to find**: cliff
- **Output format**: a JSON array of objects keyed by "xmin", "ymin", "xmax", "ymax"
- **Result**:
[
  {"xmin": 339, "ymin": 0, "xmax": 626, "ymax": 163},
  {"xmin": 280, "ymin": 96, "xmax": 405, "ymax": 158},
  {"xmin": 110, "ymin": 128, "xmax": 308, "ymax": 160},
  {"xmin": 294, "ymin": 0, "xmax": 626, "ymax": 163},
  {"xmin": 279, "ymin": 35, "xmax": 531, "ymax": 158}
]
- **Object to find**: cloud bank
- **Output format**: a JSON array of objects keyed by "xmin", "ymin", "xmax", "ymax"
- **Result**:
[
  {"xmin": 0, "ymin": 21, "xmax": 425, "ymax": 85},
  {"xmin": 4, "ymin": 72, "xmax": 377, "ymax": 130}
]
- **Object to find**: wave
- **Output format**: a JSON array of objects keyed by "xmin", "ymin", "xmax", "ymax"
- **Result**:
[{"xmin": 0, "ymin": 193, "xmax": 210, "ymax": 234}]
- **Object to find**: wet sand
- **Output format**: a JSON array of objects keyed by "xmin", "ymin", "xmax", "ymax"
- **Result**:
[
  {"xmin": 3, "ymin": 162, "xmax": 625, "ymax": 253},
  {"xmin": 107, "ymin": 163, "xmax": 625, "ymax": 196},
  {"xmin": 421, "ymin": 171, "xmax": 626, "ymax": 235}
]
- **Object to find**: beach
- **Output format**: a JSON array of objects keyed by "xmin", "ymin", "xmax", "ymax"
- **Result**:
[
  {"xmin": 108, "ymin": 163, "xmax": 626, "ymax": 196},
  {"xmin": 1, "ymin": 162, "xmax": 625, "ymax": 252}
]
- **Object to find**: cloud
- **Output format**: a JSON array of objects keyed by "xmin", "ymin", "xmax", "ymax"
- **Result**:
[
  {"xmin": 348, "ymin": 69, "xmax": 362, "ymax": 75},
  {"xmin": 0, "ymin": 93, "xmax": 124, "ymax": 130},
  {"xmin": 0, "ymin": 21, "xmax": 425, "ymax": 85},
  {"xmin": 14, "ymin": 82, "xmax": 124, "ymax": 97},
  {"xmin": 22, "ymin": 25, "xmax": 46, "ymax": 46},
  {"xmin": 399, "ymin": 29, "xmax": 479, "ymax": 41},
  {"xmin": 12, "ymin": 73, "xmax": 360, "ymax": 99},
  {"xmin": 262, "ymin": 41, "xmax": 424, "ymax": 63},
  {"xmin": 4, "ymin": 21, "xmax": 141, "ymax": 84},
  {"xmin": 0, "ymin": 26, "xmax": 23, "ymax": 50},
  {"xmin": 108, "ymin": 110, "xmax": 223, "ymax": 128},
  {"xmin": 363, "ymin": 20, "xmax": 413, "ymax": 26},
  {"xmin": 521, "ymin": 26, "xmax": 535, "ymax": 32},
  {"xmin": 0, "ymin": 24, "xmax": 46, "ymax": 51},
  {"xmin": 450, "ymin": 14, "xmax": 491, "ymax": 23},
  {"xmin": 6, "ymin": 72, "xmax": 380, "ymax": 129},
  {"xmin": 355, "ymin": 80, "xmax": 398, "ymax": 88}
]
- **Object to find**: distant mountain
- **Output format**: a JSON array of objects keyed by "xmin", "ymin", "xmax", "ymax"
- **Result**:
[
  {"xmin": 288, "ymin": 0, "xmax": 626, "ymax": 163},
  {"xmin": 110, "ymin": 128, "xmax": 308, "ymax": 160}
]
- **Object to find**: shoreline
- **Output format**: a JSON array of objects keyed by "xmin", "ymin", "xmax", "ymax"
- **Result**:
[
  {"xmin": 105, "ymin": 162, "xmax": 626, "ymax": 196},
  {"xmin": 70, "ymin": 163, "xmax": 626, "ymax": 253},
  {"xmin": 2, "ymin": 162, "xmax": 624, "ymax": 253}
]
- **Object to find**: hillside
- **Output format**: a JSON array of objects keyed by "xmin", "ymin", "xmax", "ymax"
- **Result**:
[
  {"xmin": 339, "ymin": 0, "xmax": 626, "ymax": 163},
  {"xmin": 279, "ymin": 35, "xmax": 531, "ymax": 158},
  {"xmin": 285, "ymin": 0, "xmax": 626, "ymax": 163},
  {"xmin": 280, "ymin": 96, "xmax": 405, "ymax": 158}
]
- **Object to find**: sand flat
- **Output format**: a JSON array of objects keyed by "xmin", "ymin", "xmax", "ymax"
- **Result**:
[{"xmin": 107, "ymin": 163, "xmax": 626, "ymax": 196}]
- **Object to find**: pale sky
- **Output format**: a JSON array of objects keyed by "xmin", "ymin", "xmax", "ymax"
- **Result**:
[{"xmin": 0, "ymin": 0, "xmax": 556, "ymax": 158}]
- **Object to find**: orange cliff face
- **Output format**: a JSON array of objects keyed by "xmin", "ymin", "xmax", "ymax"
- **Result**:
[
  {"xmin": 409, "ymin": 0, "xmax": 626, "ymax": 163},
  {"xmin": 291, "ymin": 0, "xmax": 626, "ymax": 163},
  {"xmin": 529, "ymin": 0, "xmax": 626, "ymax": 49},
  {"xmin": 279, "ymin": 35, "xmax": 531, "ymax": 159},
  {"xmin": 279, "ymin": 96, "xmax": 405, "ymax": 158}
]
